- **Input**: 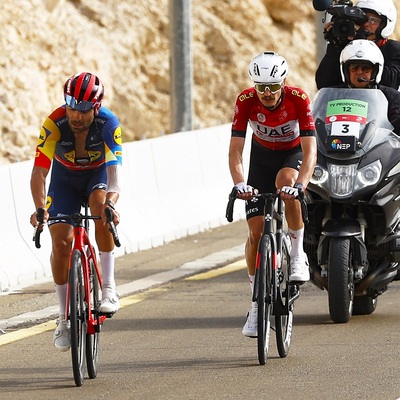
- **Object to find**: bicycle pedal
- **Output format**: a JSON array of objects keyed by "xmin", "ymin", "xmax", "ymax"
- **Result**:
[
  {"xmin": 99, "ymin": 311, "xmax": 115, "ymax": 318},
  {"xmin": 290, "ymin": 280, "xmax": 306, "ymax": 286}
]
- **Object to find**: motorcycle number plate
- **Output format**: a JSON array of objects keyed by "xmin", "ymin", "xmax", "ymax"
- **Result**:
[
  {"xmin": 326, "ymin": 135, "xmax": 357, "ymax": 153},
  {"xmin": 331, "ymin": 121, "xmax": 360, "ymax": 138}
]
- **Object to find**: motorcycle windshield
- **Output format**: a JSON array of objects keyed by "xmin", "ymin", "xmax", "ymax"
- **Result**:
[{"xmin": 312, "ymin": 88, "xmax": 400, "ymax": 159}]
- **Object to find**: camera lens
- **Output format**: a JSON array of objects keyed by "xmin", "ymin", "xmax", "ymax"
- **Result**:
[{"xmin": 333, "ymin": 20, "xmax": 355, "ymax": 38}]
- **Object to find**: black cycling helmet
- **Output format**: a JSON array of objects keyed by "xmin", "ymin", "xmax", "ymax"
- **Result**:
[{"xmin": 64, "ymin": 72, "xmax": 104, "ymax": 111}]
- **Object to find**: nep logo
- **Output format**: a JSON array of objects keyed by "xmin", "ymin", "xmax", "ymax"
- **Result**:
[{"xmin": 331, "ymin": 138, "xmax": 350, "ymax": 150}]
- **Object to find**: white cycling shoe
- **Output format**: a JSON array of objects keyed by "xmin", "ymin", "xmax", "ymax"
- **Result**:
[
  {"xmin": 242, "ymin": 307, "xmax": 258, "ymax": 338},
  {"xmin": 100, "ymin": 287, "xmax": 120, "ymax": 314},
  {"xmin": 289, "ymin": 253, "xmax": 310, "ymax": 283}
]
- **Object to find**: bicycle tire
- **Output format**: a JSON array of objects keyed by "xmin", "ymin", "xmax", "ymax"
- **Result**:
[
  {"xmin": 69, "ymin": 250, "xmax": 87, "ymax": 387},
  {"xmin": 275, "ymin": 233, "xmax": 293, "ymax": 358},
  {"xmin": 257, "ymin": 235, "xmax": 272, "ymax": 365},
  {"xmin": 86, "ymin": 258, "xmax": 101, "ymax": 379}
]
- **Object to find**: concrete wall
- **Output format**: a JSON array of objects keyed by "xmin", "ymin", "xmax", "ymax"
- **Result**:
[{"xmin": 0, "ymin": 124, "xmax": 249, "ymax": 292}]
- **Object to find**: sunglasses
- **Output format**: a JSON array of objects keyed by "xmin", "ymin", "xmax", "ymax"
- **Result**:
[
  {"xmin": 349, "ymin": 64, "xmax": 373, "ymax": 73},
  {"xmin": 254, "ymin": 82, "xmax": 283, "ymax": 94},
  {"xmin": 65, "ymin": 94, "xmax": 96, "ymax": 112},
  {"xmin": 367, "ymin": 16, "xmax": 381, "ymax": 25}
]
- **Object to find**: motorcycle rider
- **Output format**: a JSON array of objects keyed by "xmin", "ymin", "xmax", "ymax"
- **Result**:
[{"xmin": 339, "ymin": 39, "xmax": 400, "ymax": 134}]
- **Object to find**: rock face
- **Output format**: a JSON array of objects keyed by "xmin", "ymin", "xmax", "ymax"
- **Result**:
[{"xmin": 1, "ymin": 0, "xmax": 399, "ymax": 164}]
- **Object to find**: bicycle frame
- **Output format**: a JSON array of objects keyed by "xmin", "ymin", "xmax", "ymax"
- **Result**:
[
  {"xmin": 65, "ymin": 213, "xmax": 106, "ymax": 334},
  {"xmin": 225, "ymin": 186, "xmax": 308, "ymax": 364},
  {"xmin": 252, "ymin": 193, "xmax": 297, "ymax": 314},
  {"xmin": 33, "ymin": 199, "xmax": 120, "ymax": 385}
]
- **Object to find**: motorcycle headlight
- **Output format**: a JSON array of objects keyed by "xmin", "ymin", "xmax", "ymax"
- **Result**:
[
  {"xmin": 328, "ymin": 164, "xmax": 357, "ymax": 197},
  {"xmin": 327, "ymin": 160, "xmax": 382, "ymax": 198},
  {"xmin": 310, "ymin": 165, "xmax": 328, "ymax": 185},
  {"xmin": 357, "ymin": 160, "xmax": 381, "ymax": 187}
]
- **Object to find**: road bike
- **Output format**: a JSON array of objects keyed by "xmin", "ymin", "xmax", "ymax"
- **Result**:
[
  {"xmin": 226, "ymin": 187, "xmax": 308, "ymax": 365},
  {"xmin": 34, "ymin": 199, "xmax": 120, "ymax": 386}
]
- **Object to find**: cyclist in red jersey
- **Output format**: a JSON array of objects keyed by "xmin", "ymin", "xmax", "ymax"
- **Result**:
[
  {"xmin": 229, "ymin": 52, "xmax": 317, "ymax": 337},
  {"xmin": 30, "ymin": 72, "xmax": 123, "ymax": 351}
]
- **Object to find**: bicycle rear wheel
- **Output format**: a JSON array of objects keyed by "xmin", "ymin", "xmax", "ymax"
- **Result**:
[
  {"xmin": 69, "ymin": 250, "xmax": 87, "ymax": 387},
  {"xmin": 257, "ymin": 235, "xmax": 273, "ymax": 365},
  {"xmin": 86, "ymin": 259, "xmax": 101, "ymax": 379},
  {"xmin": 275, "ymin": 233, "xmax": 294, "ymax": 358}
]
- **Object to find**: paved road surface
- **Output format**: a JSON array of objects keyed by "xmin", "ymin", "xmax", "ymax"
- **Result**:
[{"xmin": 1, "ymin": 220, "xmax": 400, "ymax": 399}]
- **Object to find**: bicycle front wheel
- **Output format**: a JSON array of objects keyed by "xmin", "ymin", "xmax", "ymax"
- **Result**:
[
  {"xmin": 257, "ymin": 235, "xmax": 273, "ymax": 365},
  {"xmin": 69, "ymin": 250, "xmax": 87, "ymax": 387},
  {"xmin": 275, "ymin": 233, "xmax": 294, "ymax": 358},
  {"xmin": 86, "ymin": 259, "xmax": 100, "ymax": 379}
]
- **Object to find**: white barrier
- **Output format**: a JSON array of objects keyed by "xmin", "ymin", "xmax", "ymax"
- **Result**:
[{"xmin": 0, "ymin": 124, "xmax": 249, "ymax": 292}]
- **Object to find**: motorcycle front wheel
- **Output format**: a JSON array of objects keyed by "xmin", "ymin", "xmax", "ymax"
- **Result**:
[{"xmin": 327, "ymin": 237, "xmax": 354, "ymax": 323}]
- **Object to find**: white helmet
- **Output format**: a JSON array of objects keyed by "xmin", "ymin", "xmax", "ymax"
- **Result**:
[
  {"xmin": 356, "ymin": 0, "xmax": 397, "ymax": 38},
  {"xmin": 340, "ymin": 39, "xmax": 384, "ymax": 85},
  {"xmin": 248, "ymin": 51, "xmax": 288, "ymax": 83}
]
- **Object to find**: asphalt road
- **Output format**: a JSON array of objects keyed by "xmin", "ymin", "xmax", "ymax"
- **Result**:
[{"xmin": 1, "ymin": 220, "xmax": 400, "ymax": 399}]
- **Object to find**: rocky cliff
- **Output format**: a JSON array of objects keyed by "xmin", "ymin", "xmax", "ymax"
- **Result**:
[{"xmin": 1, "ymin": 0, "xmax": 399, "ymax": 164}]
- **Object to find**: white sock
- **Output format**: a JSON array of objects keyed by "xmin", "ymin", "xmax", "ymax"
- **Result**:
[
  {"xmin": 100, "ymin": 251, "xmax": 115, "ymax": 290},
  {"xmin": 248, "ymin": 274, "xmax": 257, "ymax": 309},
  {"xmin": 55, "ymin": 283, "xmax": 68, "ymax": 320},
  {"xmin": 289, "ymin": 227, "xmax": 305, "ymax": 258}
]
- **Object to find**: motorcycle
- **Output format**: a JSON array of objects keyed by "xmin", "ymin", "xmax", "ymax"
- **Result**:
[{"xmin": 304, "ymin": 87, "xmax": 400, "ymax": 323}]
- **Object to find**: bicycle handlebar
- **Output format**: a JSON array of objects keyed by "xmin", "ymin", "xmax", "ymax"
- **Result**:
[
  {"xmin": 225, "ymin": 187, "xmax": 239, "ymax": 223},
  {"xmin": 105, "ymin": 207, "xmax": 121, "ymax": 248},
  {"xmin": 33, "ymin": 207, "xmax": 121, "ymax": 248},
  {"xmin": 33, "ymin": 208, "xmax": 45, "ymax": 249},
  {"xmin": 225, "ymin": 186, "xmax": 309, "ymax": 225}
]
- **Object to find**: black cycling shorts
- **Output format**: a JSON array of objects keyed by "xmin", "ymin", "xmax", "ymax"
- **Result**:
[{"xmin": 245, "ymin": 138, "xmax": 303, "ymax": 220}]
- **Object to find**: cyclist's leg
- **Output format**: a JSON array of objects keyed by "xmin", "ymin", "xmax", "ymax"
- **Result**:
[
  {"xmin": 242, "ymin": 141, "xmax": 282, "ymax": 337},
  {"xmin": 275, "ymin": 153, "xmax": 309, "ymax": 282},
  {"xmin": 47, "ymin": 165, "xmax": 81, "ymax": 350},
  {"xmin": 242, "ymin": 214, "xmax": 263, "ymax": 337},
  {"xmin": 87, "ymin": 172, "xmax": 119, "ymax": 313}
]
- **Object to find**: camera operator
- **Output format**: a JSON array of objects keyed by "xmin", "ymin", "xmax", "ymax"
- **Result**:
[{"xmin": 315, "ymin": 0, "xmax": 400, "ymax": 90}]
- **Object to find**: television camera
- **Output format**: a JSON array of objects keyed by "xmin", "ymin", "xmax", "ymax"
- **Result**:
[{"xmin": 313, "ymin": 0, "xmax": 369, "ymax": 46}]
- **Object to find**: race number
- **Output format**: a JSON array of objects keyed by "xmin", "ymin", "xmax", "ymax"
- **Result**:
[{"xmin": 325, "ymin": 99, "xmax": 368, "ymax": 139}]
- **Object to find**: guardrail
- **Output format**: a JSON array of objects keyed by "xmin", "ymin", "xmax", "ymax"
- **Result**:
[{"xmin": 0, "ymin": 124, "xmax": 249, "ymax": 292}]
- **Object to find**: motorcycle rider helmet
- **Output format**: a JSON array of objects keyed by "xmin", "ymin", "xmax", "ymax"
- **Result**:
[
  {"xmin": 356, "ymin": 0, "xmax": 397, "ymax": 39},
  {"xmin": 340, "ymin": 39, "xmax": 384, "ymax": 86},
  {"xmin": 64, "ymin": 72, "xmax": 104, "ymax": 112},
  {"xmin": 248, "ymin": 51, "xmax": 288, "ymax": 84}
]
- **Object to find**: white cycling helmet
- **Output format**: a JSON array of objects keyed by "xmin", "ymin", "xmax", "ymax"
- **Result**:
[
  {"xmin": 356, "ymin": 0, "xmax": 397, "ymax": 38},
  {"xmin": 248, "ymin": 51, "xmax": 288, "ymax": 83},
  {"xmin": 340, "ymin": 39, "xmax": 384, "ymax": 85}
]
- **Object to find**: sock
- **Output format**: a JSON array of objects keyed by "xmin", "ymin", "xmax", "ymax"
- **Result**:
[
  {"xmin": 248, "ymin": 274, "xmax": 257, "ymax": 309},
  {"xmin": 55, "ymin": 283, "xmax": 68, "ymax": 320},
  {"xmin": 289, "ymin": 227, "xmax": 305, "ymax": 258},
  {"xmin": 100, "ymin": 251, "xmax": 115, "ymax": 290}
]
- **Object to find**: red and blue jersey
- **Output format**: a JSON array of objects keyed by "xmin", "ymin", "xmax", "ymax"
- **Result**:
[{"xmin": 34, "ymin": 105, "xmax": 122, "ymax": 171}]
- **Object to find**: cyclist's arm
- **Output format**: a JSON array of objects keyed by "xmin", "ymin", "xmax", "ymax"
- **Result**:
[
  {"xmin": 101, "ymin": 116, "xmax": 123, "ymax": 224},
  {"xmin": 297, "ymin": 136, "xmax": 317, "ymax": 190},
  {"xmin": 228, "ymin": 135, "xmax": 246, "ymax": 186},
  {"xmin": 105, "ymin": 164, "xmax": 121, "ymax": 206},
  {"xmin": 30, "ymin": 166, "xmax": 50, "ymax": 226}
]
